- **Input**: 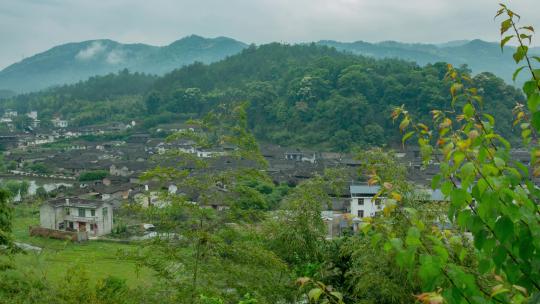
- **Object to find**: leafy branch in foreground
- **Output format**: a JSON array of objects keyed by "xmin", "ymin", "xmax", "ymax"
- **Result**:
[{"xmin": 363, "ymin": 4, "xmax": 540, "ymax": 304}]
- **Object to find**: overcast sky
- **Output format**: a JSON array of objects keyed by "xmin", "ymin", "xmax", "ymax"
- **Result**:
[{"xmin": 0, "ymin": 0, "xmax": 539, "ymax": 69}]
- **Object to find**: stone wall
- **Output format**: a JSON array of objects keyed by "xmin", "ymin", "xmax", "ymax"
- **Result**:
[{"xmin": 29, "ymin": 226, "xmax": 88, "ymax": 242}]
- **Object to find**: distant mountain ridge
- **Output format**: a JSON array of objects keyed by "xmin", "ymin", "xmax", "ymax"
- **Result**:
[
  {"xmin": 2, "ymin": 36, "xmax": 539, "ymax": 93},
  {"xmin": 0, "ymin": 35, "xmax": 248, "ymax": 93},
  {"xmin": 317, "ymin": 39, "xmax": 540, "ymax": 85}
]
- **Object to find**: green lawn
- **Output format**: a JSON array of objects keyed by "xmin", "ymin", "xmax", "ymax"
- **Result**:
[{"xmin": 10, "ymin": 205, "xmax": 155, "ymax": 287}]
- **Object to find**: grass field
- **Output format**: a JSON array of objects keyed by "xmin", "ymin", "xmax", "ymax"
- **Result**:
[{"xmin": 10, "ymin": 204, "xmax": 155, "ymax": 287}]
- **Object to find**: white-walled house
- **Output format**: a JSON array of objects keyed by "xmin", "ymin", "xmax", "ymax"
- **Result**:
[
  {"xmin": 52, "ymin": 117, "xmax": 68, "ymax": 128},
  {"xmin": 27, "ymin": 111, "xmax": 38, "ymax": 120},
  {"xmin": 4, "ymin": 109, "xmax": 17, "ymax": 118},
  {"xmin": 40, "ymin": 197, "xmax": 113, "ymax": 236},
  {"xmin": 349, "ymin": 185, "xmax": 383, "ymax": 219},
  {"xmin": 349, "ymin": 184, "xmax": 446, "ymax": 220}
]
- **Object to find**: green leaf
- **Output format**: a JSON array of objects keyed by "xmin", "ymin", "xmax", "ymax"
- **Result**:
[
  {"xmin": 406, "ymin": 227, "xmax": 422, "ymax": 246},
  {"xmin": 493, "ymin": 245, "xmax": 507, "ymax": 268},
  {"xmin": 433, "ymin": 245, "xmax": 449, "ymax": 264},
  {"xmin": 532, "ymin": 111, "xmax": 540, "ymax": 132},
  {"xmin": 330, "ymin": 291, "xmax": 343, "ymax": 301},
  {"xmin": 431, "ymin": 174, "xmax": 442, "ymax": 190},
  {"xmin": 460, "ymin": 162, "xmax": 475, "ymax": 179},
  {"xmin": 419, "ymin": 256, "xmax": 441, "ymax": 290},
  {"xmin": 491, "ymin": 284, "xmax": 510, "ymax": 297},
  {"xmin": 493, "ymin": 157, "xmax": 506, "ymax": 168},
  {"xmin": 501, "ymin": 19, "xmax": 512, "ymax": 35},
  {"xmin": 478, "ymin": 258, "xmax": 492, "ymax": 274},
  {"xmin": 513, "ymin": 46, "xmax": 529, "ymax": 63},
  {"xmin": 453, "ymin": 151, "xmax": 465, "ymax": 167},
  {"xmin": 523, "ymin": 80, "xmax": 538, "ymax": 96},
  {"xmin": 458, "ymin": 248, "xmax": 467, "ymax": 262},
  {"xmin": 441, "ymin": 181, "xmax": 454, "ymax": 196},
  {"xmin": 513, "ymin": 66, "xmax": 526, "ymax": 82},
  {"xmin": 483, "ymin": 113, "xmax": 495, "ymax": 125},
  {"xmin": 463, "ymin": 103, "xmax": 474, "ymax": 118},
  {"xmin": 528, "ymin": 93, "xmax": 540, "ymax": 113},
  {"xmin": 520, "ymin": 25, "xmax": 535, "ymax": 32},
  {"xmin": 390, "ymin": 238, "xmax": 403, "ymax": 250},
  {"xmin": 450, "ymin": 188, "xmax": 470, "ymax": 209},
  {"xmin": 534, "ymin": 69, "xmax": 540, "ymax": 80},
  {"xmin": 371, "ymin": 232, "xmax": 383, "ymax": 247},
  {"xmin": 494, "ymin": 216, "xmax": 514, "ymax": 244},
  {"xmin": 402, "ymin": 131, "xmax": 415, "ymax": 145},
  {"xmin": 457, "ymin": 209, "xmax": 472, "ymax": 228},
  {"xmin": 399, "ymin": 117, "xmax": 410, "ymax": 131},
  {"xmin": 308, "ymin": 288, "xmax": 323, "ymax": 301},
  {"xmin": 500, "ymin": 35, "xmax": 514, "ymax": 50},
  {"xmin": 522, "ymin": 128, "xmax": 531, "ymax": 139}
]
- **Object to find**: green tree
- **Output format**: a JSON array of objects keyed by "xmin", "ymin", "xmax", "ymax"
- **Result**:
[
  {"xmin": 79, "ymin": 170, "xmax": 109, "ymax": 181},
  {"xmin": 375, "ymin": 5, "xmax": 540, "ymax": 303},
  {"xmin": 137, "ymin": 103, "xmax": 293, "ymax": 303},
  {"xmin": 0, "ymin": 189, "xmax": 12, "ymax": 249},
  {"xmin": 145, "ymin": 91, "xmax": 162, "ymax": 115},
  {"xmin": 35, "ymin": 186, "xmax": 48, "ymax": 199}
]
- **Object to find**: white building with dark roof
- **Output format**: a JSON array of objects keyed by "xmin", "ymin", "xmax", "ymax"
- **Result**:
[
  {"xmin": 349, "ymin": 184, "xmax": 446, "ymax": 219},
  {"xmin": 350, "ymin": 185, "xmax": 382, "ymax": 219},
  {"xmin": 40, "ymin": 197, "xmax": 113, "ymax": 236}
]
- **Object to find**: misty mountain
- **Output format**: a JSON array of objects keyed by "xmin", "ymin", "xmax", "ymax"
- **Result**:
[
  {"xmin": 317, "ymin": 39, "xmax": 540, "ymax": 85},
  {"xmin": 0, "ymin": 35, "xmax": 247, "ymax": 93},
  {"xmin": 2, "ymin": 36, "xmax": 538, "ymax": 94}
]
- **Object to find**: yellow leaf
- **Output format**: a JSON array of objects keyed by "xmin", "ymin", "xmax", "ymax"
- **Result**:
[
  {"xmin": 417, "ymin": 123, "xmax": 429, "ymax": 131},
  {"xmin": 399, "ymin": 117, "xmax": 410, "ymax": 132},
  {"xmin": 391, "ymin": 192, "xmax": 402, "ymax": 202},
  {"xmin": 296, "ymin": 277, "xmax": 310, "ymax": 286},
  {"xmin": 439, "ymin": 118, "xmax": 452, "ymax": 129},
  {"xmin": 491, "ymin": 284, "xmax": 510, "ymax": 297},
  {"xmin": 468, "ymin": 130, "xmax": 479, "ymax": 139},
  {"xmin": 367, "ymin": 177, "xmax": 379, "ymax": 186},
  {"xmin": 512, "ymin": 285, "xmax": 528, "ymax": 296}
]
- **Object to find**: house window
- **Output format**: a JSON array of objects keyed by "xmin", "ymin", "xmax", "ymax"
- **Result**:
[
  {"xmin": 357, "ymin": 210, "xmax": 364, "ymax": 218},
  {"xmin": 68, "ymin": 221, "xmax": 74, "ymax": 229},
  {"xmin": 65, "ymin": 207, "xmax": 70, "ymax": 215},
  {"xmin": 102, "ymin": 207, "xmax": 108, "ymax": 218},
  {"xmin": 90, "ymin": 209, "xmax": 95, "ymax": 217},
  {"xmin": 58, "ymin": 222, "xmax": 65, "ymax": 230},
  {"xmin": 374, "ymin": 199, "xmax": 382, "ymax": 205},
  {"xmin": 78, "ymin": 208, "xmax": 85, "ymax": 217},
  {"xmin": 357, "ymin": 198, "xmax": 364, "ymax": 205}
]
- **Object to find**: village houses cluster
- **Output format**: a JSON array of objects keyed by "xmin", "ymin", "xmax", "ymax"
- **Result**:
[{"xmin": 3, "ymin": 110, "xmax": 528, "ymax": 240}]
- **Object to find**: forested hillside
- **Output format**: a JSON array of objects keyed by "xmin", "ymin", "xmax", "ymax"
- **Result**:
[
  {"xmin": 318, "ymin": 39, "xmax": 540, "ymax": 85},
  {"xmin": 2, "ymin": 43, "xmax": 524, "ymax": 151}
]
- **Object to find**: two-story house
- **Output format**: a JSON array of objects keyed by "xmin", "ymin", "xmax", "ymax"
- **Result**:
[
  {"xmin": 349, "ymin": 184, "xmax": 383, "ymax": 219},
  {"xmin": 349, "ymin": 184, "xmax": 446, "ymax": 220},
  {"xmin": 39, "ymin": 197, "xmax": 113, "ymax": 236}
]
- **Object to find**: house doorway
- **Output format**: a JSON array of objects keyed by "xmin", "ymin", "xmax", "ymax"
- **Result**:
[{"xmin": 78, "ymin": 222, "xmax": 86, "ymax": 232}]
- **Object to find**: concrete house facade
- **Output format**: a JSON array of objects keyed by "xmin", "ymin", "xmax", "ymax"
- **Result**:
[
  {"xmin": 52, "ymin": 117, "xmax": 68, "ymax": 128},
  {"xmin": 349, "ymin": 184, "xmax": 446, "ymax": 220},
  {"xmin": 40, "ymin": 197, "xmax": 113, "ymax": 236},
  {"xmin": 349, "ymin": 185, "xmax": 383, "ymax": 219}
]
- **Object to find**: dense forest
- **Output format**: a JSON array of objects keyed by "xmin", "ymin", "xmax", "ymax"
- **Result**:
[{"xmin": 1, "ymin": 43, "xmax": 524, "ymax": 151}]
